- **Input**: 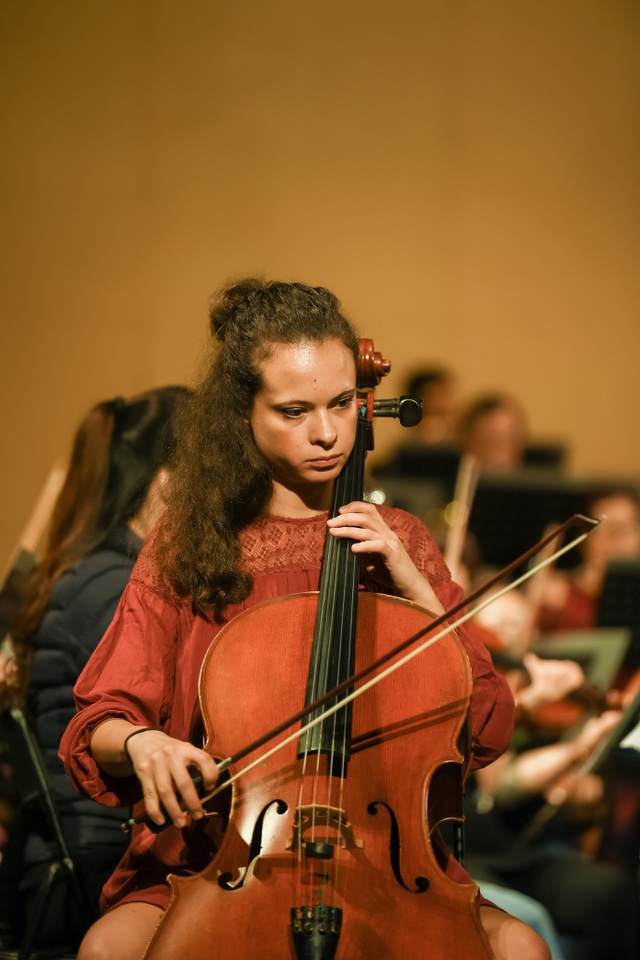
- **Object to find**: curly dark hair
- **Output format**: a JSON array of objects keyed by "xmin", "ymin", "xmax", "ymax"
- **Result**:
[{"xmin": 161, "ymin": 278, "xmax": 359, "ymax": 615}]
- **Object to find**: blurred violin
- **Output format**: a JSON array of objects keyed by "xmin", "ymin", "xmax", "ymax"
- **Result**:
[{"xmin": 489, "ymin": 647, "xmax": 615, "ymax": 734}]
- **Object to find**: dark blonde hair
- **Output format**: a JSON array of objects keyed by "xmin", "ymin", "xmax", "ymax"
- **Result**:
[{"xmin": 162, "ymin": 278, "xmax": 359, "ymax": 615}]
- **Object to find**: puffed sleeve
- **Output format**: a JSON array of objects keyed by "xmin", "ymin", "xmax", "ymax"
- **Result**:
[
  {"xmin": 59, "ymin": 575, "xmax": 182, "ymax": 808},
  {"xmin": 379, "ymin": 506, "xmax": 515, "ymax": 770}
]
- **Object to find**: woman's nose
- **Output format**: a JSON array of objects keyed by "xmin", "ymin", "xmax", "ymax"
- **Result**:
[{"xmin": 311, "ymin": 410, "xmax": 337, "ymax": 446}]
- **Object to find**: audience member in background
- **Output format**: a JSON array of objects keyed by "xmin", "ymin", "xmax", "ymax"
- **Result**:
[
  {"xmin": 456, "ymin": 392, "xmax": 528, "ymax": 473},
  {"xmin": 404, "ymin": 365, "xmax": 459, "ymax": 444},
  {"xmin": 0, "ymin": 385, "xmax": 189, "ymax": 952}
]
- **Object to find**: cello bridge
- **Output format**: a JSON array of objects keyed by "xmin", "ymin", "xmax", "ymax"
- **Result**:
[{"xmin": 287, "ymin": 805, "xmax": 364, "ymax": 855}]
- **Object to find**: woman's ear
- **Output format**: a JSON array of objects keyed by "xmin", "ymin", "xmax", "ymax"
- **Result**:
[
  {"xmin": 129, "ymin": 468, "xmax": 173, "ymax": 539},
  {"xmin": 153, "ymin": 467, "xmax": 172, "ymax": 504}
]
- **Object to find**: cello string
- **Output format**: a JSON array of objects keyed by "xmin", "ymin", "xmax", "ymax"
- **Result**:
[
  {"xmin": 299, "ymin": 527, "xmax": 333, "ymax": 913},
  {"xmin": 321, "ymin": 446, "xmax": 359, "ymax": 913},
  {"xmin": 294, "ymin": 410, "xmax": 367, "ymax": 915},
  {"xmin": 313, "ymin": 409, "xmax": 366, "ymax": 908},
  {"xmin": 330, "ymin": 417, "xmax": 364, "ymax": 907},
  {"xmin": 200, "ymin": 527, "xmax": 597, "ymax": 807},
  {"xmin": 298, "ymin": 464, "xmax": 348, "ymax": 915},
  {"xmin": 322, "ymin": 531, "xmax": 340, "ymax": 914}
]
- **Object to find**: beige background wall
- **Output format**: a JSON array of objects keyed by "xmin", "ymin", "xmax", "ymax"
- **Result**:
[{"xmin": 1, "ymin": 1, "xmax": 639, "ymax": 565}]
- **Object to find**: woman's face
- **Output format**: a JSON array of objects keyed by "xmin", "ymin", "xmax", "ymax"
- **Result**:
[
  {"xmin": 466, "ymin": 406, "xmax": 526, "ymax": 471},
  {"xmin": 250, "ymin": 339, "xmax": 358, "ymax": 492},
  {"xmin": 585, "ymin": 494, "xmax": 640, "ymax": 570}
]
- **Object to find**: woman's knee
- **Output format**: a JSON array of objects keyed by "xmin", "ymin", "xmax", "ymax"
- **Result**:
[
  {"xmin": 480, "ymin": 904, "xmax": 552, "ymax": 960},
  {"xmin": 77, "ymin": 921, "xmax": 110, "ymax": 960},
  {"xmin": 77, "ymin": 902, "xmax": 163, "ymax": 960}
]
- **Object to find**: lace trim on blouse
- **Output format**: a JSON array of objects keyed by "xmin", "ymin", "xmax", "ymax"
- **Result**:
[{"xmin": 132, "ymin": 506, "xmax": 450, "ymax": 599}]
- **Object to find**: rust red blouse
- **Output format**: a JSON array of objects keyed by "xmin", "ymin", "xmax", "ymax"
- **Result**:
[{"xmin": 60, "ymin": 507, "xmax": 514, "ymax": 912}]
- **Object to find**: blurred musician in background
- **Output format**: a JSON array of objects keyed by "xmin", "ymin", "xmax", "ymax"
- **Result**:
[
  {"xmin": 536, "ymin": 486, "xmax": 640, "ymax": 635},
  {"xmin": 456, "ymin": 392, "xmax": 528, "ymax": 474},
  {"xmin": 0, "ymin": 386, "xmax": 189, "ymax": 952},
  {"xmin": 404, "ymin": 365, "xmax": 460, "ymax": 445}
]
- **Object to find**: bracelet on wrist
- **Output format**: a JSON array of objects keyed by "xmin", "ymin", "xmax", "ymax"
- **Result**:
[{"xmin": 123, "ymin": 727, "xmax": 152, "ymax": 762}]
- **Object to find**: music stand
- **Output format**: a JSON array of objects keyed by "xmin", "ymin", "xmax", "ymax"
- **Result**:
[
  {"xmin": 467, "ymin": 471, "xmax": 597, "ymax": 573},
  {"xmin": 530, "ymin": 628, "xmax": 631, "ymax": 692},
  {"xmin": 523, "ymin": 442, "xmax": 566, "ymax": 470},
  {"xmin": 372, "ymin": 443, "xmax": 461, "ymax": 503},
  {"xmin": 597, "ymin": 558, "xmax": 640, "ymax": 672}
]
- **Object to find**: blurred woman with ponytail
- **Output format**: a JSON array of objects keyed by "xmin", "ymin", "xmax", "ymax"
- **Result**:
[{"xmin": 0, "ymin": 385, "xmax": 189, "ymax": 952}]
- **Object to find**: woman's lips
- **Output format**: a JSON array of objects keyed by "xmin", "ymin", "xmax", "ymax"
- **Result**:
[{"xmin": 309, "ymin": 456, "xmax": 340, "ymax": 469}]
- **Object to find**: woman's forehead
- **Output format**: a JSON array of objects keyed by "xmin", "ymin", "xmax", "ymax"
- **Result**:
[{"xmin": 257, "ymin": 340, "xmax": 356, "ymax": 393}]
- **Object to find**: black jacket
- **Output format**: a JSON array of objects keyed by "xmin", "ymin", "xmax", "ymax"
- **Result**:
[{"xmin": 25, "ymin": 526, "xmax": 141, "ymax": 865}]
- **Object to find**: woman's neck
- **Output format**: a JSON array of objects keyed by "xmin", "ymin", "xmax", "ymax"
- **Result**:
[{"xmin": 268, "ymin": 480, "xmax": 333, "ymax": 518}]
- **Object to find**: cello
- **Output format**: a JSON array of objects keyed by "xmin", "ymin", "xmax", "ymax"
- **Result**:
[{"xmin": 143, "ymin": 339, "xmax": 494, "ymax": 959}]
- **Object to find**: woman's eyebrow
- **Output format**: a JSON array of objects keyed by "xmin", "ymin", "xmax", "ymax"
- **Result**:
[{"xmin": 273, "ymin": 386, "xmax": 356, "ymax": 406}]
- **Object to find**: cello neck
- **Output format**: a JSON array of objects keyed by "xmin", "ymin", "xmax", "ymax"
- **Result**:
[{"xmin": 299, "ymin": 410, "xmax": 368, "ymax": 772}]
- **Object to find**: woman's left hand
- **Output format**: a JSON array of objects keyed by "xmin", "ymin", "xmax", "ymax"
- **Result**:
[{"xmin": 327, "ymin": 501, "xmax": 444, "ymax": 613}]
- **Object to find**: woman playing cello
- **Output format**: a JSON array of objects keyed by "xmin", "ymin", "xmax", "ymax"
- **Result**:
[{"xmin": 60, "ymin": 278, "xmax": 548, "ymax": 959}]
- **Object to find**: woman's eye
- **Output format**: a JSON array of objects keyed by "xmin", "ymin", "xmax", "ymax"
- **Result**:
[
  {"xmin": 337, "ymin": 395, "xmax": 354, "ymax": 409},
  {"xmin": 282, "ymin": 408, "xmax": 304, "ymax": 419}
]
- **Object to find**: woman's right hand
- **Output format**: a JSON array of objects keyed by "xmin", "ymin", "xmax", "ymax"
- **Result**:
[
  {"xmin": 90, "ymin": 719, "xmax": 219, "ymax": 829},
  {"xmin": 124, "ymin": 728, "xmax": 219, "ymax": 828}
]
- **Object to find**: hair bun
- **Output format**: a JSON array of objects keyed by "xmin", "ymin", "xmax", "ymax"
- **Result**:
[{"xmin": 209, "ymin": 278, "xmax": 267, "ymax": 342}]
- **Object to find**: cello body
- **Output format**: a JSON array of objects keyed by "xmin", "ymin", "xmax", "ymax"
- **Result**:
[{"xmin": 144, "ymin": 591, "xmax": 493, "ymax": 959}]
